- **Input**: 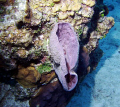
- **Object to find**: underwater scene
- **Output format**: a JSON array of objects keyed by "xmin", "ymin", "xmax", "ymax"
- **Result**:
[{"xmin": 0, "ymin": 0, "xmax": 119, "ymax": 107}]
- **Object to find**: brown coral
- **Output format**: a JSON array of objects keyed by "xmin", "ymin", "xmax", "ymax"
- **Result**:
[{"xmin": 15, "ymin": 65, "xmax": 41, "ymax": 88}]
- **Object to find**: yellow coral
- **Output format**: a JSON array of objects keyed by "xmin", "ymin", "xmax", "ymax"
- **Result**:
[
  {"xmin": 82, "ymin": 0, "xmax": 95, "ymax": 7},
  {"xmin": 52, "ymin": 0, "xmax": 60, "ymax": 3},
  {"xmin": 71, "ymin": 3, "xmax": 81, "ymax": 11},
  {"xmin": 52, "ymin": 3, "xmax": 61, "ymax": 12},
  {"xmin": 61, "ymin": 3, "xmax": 68, "ymax": 12},
  {"xmin": 58, "ymin": 12, "xmax": 68, "ymax": 20}
]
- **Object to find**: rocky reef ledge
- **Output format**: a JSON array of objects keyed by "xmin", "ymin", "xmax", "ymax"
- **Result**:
[{"xmin": 0, "ymin": 0, "xmax": 114, "ymax": 107}]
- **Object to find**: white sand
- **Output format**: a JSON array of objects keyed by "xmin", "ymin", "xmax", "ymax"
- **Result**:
[{"xmin": 67, "ymin": 0, "xmax": 120, "ymax": 107}]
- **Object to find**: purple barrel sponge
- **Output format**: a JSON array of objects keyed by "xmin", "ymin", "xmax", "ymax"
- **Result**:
[{"xmin": 49, "ymin": 22, "xmax": 79, "ymax": 91}]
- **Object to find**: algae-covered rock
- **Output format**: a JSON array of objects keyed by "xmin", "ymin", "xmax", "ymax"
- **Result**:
[
  {"xmin": 78, "ymin": 4, "xmax": 94, "ymax": 18},
  {"xmin": 97, "ymin": 17, "xmax": 115, "ymax": 34},
  {"xmin": 85, "ymin": 16, "xmax": 114, "ymax": 53}
]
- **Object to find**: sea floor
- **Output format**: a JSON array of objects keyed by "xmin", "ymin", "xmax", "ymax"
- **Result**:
[{"xmin": 66, "ymin": 0, "xmax": 120, "ymax": 107}]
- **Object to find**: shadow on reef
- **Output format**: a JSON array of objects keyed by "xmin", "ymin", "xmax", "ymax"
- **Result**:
[{"xmin": 0, "ymin": 67, "xmax": 17, "ymax": 86}]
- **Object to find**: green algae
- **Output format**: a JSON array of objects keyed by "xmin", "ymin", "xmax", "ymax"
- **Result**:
[
  {"xmin": 77, "ymin": 28, "xmax": 83, "ymax": 37},
  {"xmin": 50, "ymin": 2, "xmax": 55, "ymax": 7},
  {"xmin": 36, "ymin": 61, "xmax": 52, "ymax": 74},
  {"xmin": 100, "ymin": 34, "xmax": 106, "ymax": 39}
]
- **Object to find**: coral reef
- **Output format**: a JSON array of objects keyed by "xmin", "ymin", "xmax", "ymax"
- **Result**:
[
  {"xmin": 85, "ymin": 17, "xmax": 114, "ymax": 53},
  {"xmin": 0, "ymin": 0, "xmax": 97, "ymax": 71},
  {"xmin": 0, "ymin": 0, "xmax": 50, "ymax": 71},
  {"xmin": 0, "ymin": 0, "xmax": 114, "ymax": 107},
  {"xmin": 29, "ymin": 0, "xmax": 95, "ymax": 29}
]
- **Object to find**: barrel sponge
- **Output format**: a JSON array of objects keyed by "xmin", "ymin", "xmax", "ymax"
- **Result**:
[{"xmin": 49, "ymin": 22, "xmax": 79, "ymax": 91}]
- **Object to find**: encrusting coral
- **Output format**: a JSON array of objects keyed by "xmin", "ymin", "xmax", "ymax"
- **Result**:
[{"xmin": 15, "ymin": 65, "xmax": 41, "ymax": 88}]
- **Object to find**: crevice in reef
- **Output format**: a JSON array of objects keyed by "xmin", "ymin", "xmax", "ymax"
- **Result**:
[
  {"xmin": 89, "ymin": 46, "xmax": 103, "ymax": 71},
  {"xmin": 16, "ymin": 21, "xmax": 26, "ymax": 29},
  {"xmin": 0, "ymin": 68, "xmax": 17, "ymax": 86}
]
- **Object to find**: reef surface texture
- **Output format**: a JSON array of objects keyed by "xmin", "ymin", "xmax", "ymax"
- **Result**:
[{"xmin": 0, "ymin": 0, "xmax": 114, "ymax": 107}]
